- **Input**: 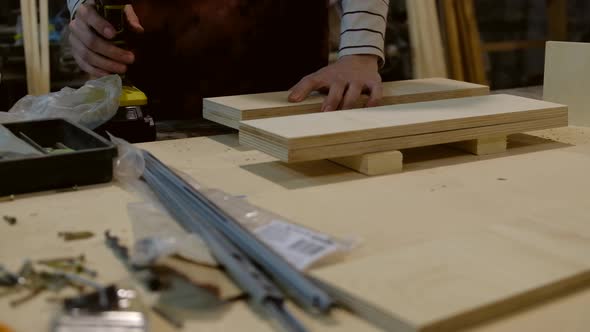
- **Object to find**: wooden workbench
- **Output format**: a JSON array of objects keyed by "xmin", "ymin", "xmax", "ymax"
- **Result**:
[{"xmin": 1, "ymin": 87, "xmax": 590, "ymax": 331}]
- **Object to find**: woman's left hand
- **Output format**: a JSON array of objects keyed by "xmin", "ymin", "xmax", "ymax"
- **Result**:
[{"xmin": 288, "ymin": 54, "xmax": 383, "ymax": 112}]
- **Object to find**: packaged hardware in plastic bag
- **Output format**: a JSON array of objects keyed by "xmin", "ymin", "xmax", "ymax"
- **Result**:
[
  {"xmin": 195, "ymin": 188, "xmax": 360, "ymax": 271},
  {"xmin": 110, "ymin": 135, "xmax": 359, "ymax": 271},
  {"xmin": 0, "ymin": 75, "xmax": 121, "ymax": 129},
  {"xmin": 127, "ymin": 199, "xmax": 216, "ymax": 267}
]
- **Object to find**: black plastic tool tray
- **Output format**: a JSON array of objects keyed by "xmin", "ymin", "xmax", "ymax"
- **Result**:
[{"xmin": 0, "ymin": 118, "xmax": 117, "ymax": 196}]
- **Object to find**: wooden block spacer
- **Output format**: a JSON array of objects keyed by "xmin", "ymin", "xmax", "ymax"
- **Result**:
[
  {"xmin": 331, "ymin": 135, "xmax": 507, "ymax": 176},
  {"xmin": 330, "ymin": 151, "xmax": 404, "ymax": 176},
  {"xmin": 449, "ymin": 135, "xmax": 508, "ymax": 155}
]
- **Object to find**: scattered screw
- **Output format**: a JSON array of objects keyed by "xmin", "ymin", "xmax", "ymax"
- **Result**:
[
  {"xmin": 58, "ymin": 231, "xmax": 95, "ymax": 241},
  {"xmin": 105, "ymin": 231, "xmax": 130, "ymax": 262},
  {"xmin": 3, "ymin": 216, "xmax": 17, "ymax": 226},
  {"xmin": 10, "ymin": 287, "xmax": 44, "ymax": 307},
  {"xmin": 0, "ymin": 265, "xmax": 18, "ymax": 286},
  {"xmin": 37, "ymin": 255, "xmax": 86, "ymax": 266},
  {"xmin": 0, "ymin": 257, "xmax": 105, "ymax": 309},
  {"xmin": 37, "ymin": 255, "xmax": 97, "ymax": 278}
]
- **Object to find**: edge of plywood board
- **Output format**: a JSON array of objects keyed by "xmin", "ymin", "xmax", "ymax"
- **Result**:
[
  {"xmin": 203, "ymin": 108, "xmax": 240, "ymax": 129},
  {"xmin": 240, "ymin": 94, "xmax": 567, "ymax": 149},
  {"xmin": 204, "ymin": 78, "xmax": 488, "ymax": 123},
  {"xmin": 312, "ymin": 219, "xmax": 590, "ymax": 332},
  {"xmin": 240, "ymin": 116, "xmax": 567, "ymax": 162}
]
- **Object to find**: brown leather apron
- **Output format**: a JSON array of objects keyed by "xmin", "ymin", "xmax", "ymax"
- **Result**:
[{"xmin": 128, "ymin": 0, "xmax": 329, "ymax": 121}]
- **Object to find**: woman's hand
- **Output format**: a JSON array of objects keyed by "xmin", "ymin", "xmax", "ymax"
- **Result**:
[
  {"xmin": 289, "ymin": 55, "xmax": 383, "ymax": 111},
  {"xmin": 68, "ymin": 1, "xmax": 143, "ymax": 77}
]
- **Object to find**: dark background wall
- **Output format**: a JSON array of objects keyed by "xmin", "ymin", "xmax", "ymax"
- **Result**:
[
  {"xmin": 1, "ymin": 0, "xmax": 590, "ymax": 111},
  {"xmin": 476, "ymin": 0, "xmax": 590, "ymax": 89},
  {"xmin": 380, "ymin": 0, "xmax": 590, "ymax": 89}
]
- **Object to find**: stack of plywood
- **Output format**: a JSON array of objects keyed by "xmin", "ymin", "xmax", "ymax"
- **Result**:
[
  {"xmin": 239, "ymin": 95, "xmax": 568, "ymax": 162},
  {"xmin": 203, "ymin": 78, "xmax": 489, "ymax": 129}
]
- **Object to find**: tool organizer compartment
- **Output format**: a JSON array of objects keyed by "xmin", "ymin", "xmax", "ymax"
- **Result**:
[{"xmin": 0, "ymin": 119, "xmax": 117, "ymax": 196}]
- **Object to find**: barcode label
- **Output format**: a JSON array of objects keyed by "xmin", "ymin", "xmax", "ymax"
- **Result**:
[
  {"xmin": 288, "ymin": 239, "xmax": 326, "ymax": 256},
  {"xmin": 254, "ymin": 220, "xmax": 340, "ymax": 270}
]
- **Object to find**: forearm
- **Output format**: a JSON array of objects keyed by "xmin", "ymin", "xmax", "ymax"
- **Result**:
[{"xmin": 339, "ymin": 0, "xmax": 389, "ymax": 65}]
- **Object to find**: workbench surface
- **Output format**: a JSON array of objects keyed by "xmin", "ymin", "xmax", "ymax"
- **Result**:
[{"xmin": 1, "ymin": 84, "xmax": 590, "ymax": 331}]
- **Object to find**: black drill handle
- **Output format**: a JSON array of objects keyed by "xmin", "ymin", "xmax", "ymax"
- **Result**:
[{"xmin": 95, "ymin": 0, "xmax": 131, "ymax": 47}]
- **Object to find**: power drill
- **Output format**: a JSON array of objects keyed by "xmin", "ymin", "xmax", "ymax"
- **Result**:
[
  {"xmin": 94, "ymin": 0, "xmax": 157, "ymax": 143},
  {"xmin": 95, "ymin": 0, "xmax": 130, "ymax": 48}
]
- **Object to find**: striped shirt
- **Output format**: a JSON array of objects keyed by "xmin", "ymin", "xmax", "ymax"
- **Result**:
[
  {"xmin": 337, "ymin": 0, "xmax": 389, "ymax": 64},
  {"xmin": 67, "ymin": 0, "xmax": 388, "ymax": 63}
]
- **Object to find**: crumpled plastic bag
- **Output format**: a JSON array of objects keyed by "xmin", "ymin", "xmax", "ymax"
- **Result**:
[
  {"xmin": 110, "ymin": 133, "xmax": 145, "ymax": 183},
  {"xmin": 0, "ymin": 75, "xmax": 122, "ymax": 129}
]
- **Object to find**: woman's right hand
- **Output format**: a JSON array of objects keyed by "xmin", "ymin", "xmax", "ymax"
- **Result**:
[{"xmin": 68, "ymin": 0, "xmax": 144, "ymax": 77}]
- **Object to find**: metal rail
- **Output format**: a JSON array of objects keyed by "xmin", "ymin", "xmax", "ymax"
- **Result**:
[
  {"xmin": 143, "ymin": 151, "xmax": 333, "ymax": 313},
  {"xmin": 142, "ymin": 153, "xmax": 308, "ymax": 332},
  {"xmin": 141, "ymin": 149, "xmax": 405, "ymax": 332}
]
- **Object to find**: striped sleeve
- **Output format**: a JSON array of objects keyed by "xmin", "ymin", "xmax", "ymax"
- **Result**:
[
  {"xmin": 339, "ymin": 0, "xmax": 389, "ymax": 65},
  {"xmin": 67, "ymin": 0, "xmax": 87, "ymax": 18}
]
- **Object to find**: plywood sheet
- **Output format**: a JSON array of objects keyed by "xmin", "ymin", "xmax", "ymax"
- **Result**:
[
  {"xmin": 239, "ymin": 94, "xmax": 568, "ymax": 161},
  {"xmin": 241, "ymin": 117, "xmax": 566, "ymax": 162},
  {"xmin": 312, "ymin": 220, "xmax": 590, "ymax": 332},
  {"xmin": 203, "ymin": 78, "xmax": 489, "ymax": 128},
  {"xmin": 544, "ymin": 41, "xmax": 590, "ymax": 126},
  {"xmin": 246, "ymin": 142, "xmax": 590, "ymax": 332},
  {"xmin": 2, "ymin": 131, "xmax": 590, "ymax": 332}
]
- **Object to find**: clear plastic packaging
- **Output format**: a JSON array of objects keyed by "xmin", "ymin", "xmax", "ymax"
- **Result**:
[
  {"xmin": 0, "ymin": 75, "xmax": 121, "ymax": 129},
  {"xmin": 110, "ymin": 135, "xmax": 358, "ymax": 271},
  {"xmin": 198, "ymin": 189, "xmax": 359, "ymax": 270},
  {"xmin": 127, "ymin": 200, "xmax": 216, "ymax": 267},
  {"xmin": 110, "ymin": 133, "xmax": 145, "ymax": 183}
]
